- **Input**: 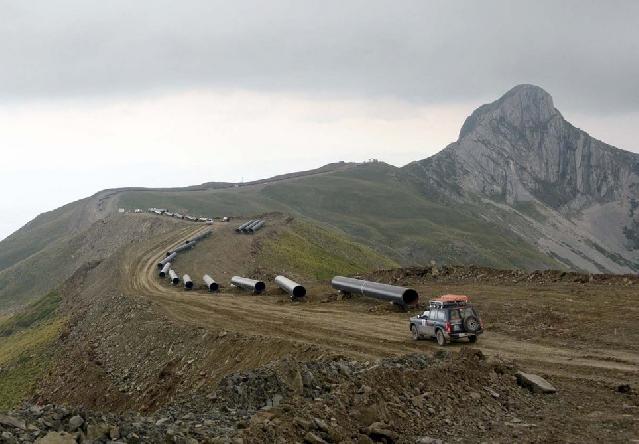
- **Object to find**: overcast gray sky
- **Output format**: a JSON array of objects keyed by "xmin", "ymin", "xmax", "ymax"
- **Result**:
[{"xmin": 1, "ymin": 0, "xmax": 638, "ymax": 240}]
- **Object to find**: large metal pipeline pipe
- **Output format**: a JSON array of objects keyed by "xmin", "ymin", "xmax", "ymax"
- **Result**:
[
  {"xmin": 183, "ymin": 274, "xmax": 193, "ymax": 290},
  {"xmin": 236, "ymin": 220, "xmax": 255, "ymax": 232},
  {"xmin": 203, "ymin": 274, "xmax": 219, "ymax": 292},
  {"xmin": 168, "ymin": 270, "xmax": 180, "ymax": 285},
  {"xmin": 248, "ymin": 220, "xmax": 265, "ymax": 233},
  {"xmin": 231, "ymin": 276, "xmax": 266, "ymax": 294},
  {"xmin": 191, "ymin": 229, "xmax": 212, "ymax": 242},
  {"xmin": 242, "ymin": 219, "xmax": 261, "ymax": 233},
  {"xmin": 158, "ymin": 252, "xmax": 177, "ymax": 268},
  {"xmin": 331, "ymin": 276, "xmax": 418, "ymax": 307},
  {"xmin": 159, "ymin": 262, "xmax": 171, "ymax": 278},
  {"xmin": 275, "ymin": 275, "xmax": 306, "ymax": 299},
  {"xmin": 167, "ymin": 229, "xmax": 212, "ymax": 255},
  {"xmin": 172, "ymin": 243, "xmax": 193, "ymax": 254}
]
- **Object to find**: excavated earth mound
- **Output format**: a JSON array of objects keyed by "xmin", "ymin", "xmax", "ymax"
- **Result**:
[{"xmin": 2, "ymin": 349, "xmax": 637, "ymax": 443}]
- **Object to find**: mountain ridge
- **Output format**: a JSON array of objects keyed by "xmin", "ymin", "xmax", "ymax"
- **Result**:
[
  {"xmin": 404, "ymin": 83, "xmax": 639, "ymax": 273},
  {"xmin": 0, "ymin": 84, "xmax": 637, "ymax": 311}
]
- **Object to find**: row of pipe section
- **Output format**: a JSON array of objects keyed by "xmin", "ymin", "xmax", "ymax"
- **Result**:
[
  {"xmin": 157, "ymin": 229, "xmax": 213, "ymax": 268},
  {"xmin": 235, "ymin": 219, "xmax": 266, "ymax": 234},
  {"xmin": 230, "ymin": 275, "xmax": 306, "ymax": 299},
  {"xmin": 164, "ymin": 265, "xmax": 411, "ymax": 307},
  {"xmin": 162, "ymin": 268, "xmax": 219, "ymax": 292},
  {"xmin": 331, "ymin": 276, "xmax": 419, "ymax": 308},
  {"xmin": 161, "ymin": 268, "xmax": 304, "ymax": 298}
]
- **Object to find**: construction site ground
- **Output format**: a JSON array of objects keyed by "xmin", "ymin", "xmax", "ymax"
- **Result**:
[{"xmin": 12, "ymin": 214, "xmax": 637, "ymax": 443}]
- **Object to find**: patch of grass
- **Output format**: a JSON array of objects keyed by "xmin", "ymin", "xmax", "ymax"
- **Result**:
[
  {"xmin": 0, "ymin": 291, "xmax": 64, "ymax": 409},
  {"xmin": 0, "ymin": 290, "xmax": 61, "ymax": 337},
  {"xmin": 513, "ymin": 201, "xmax": 547, "ymax": 223},
  {"xmin": 258, "ymin": 220, "xmax": 398, "ymax": 280},
  {"xmin": 0, "ymin": 318, "xmax": 64, "ymax": 410},
  {"xmin": 117, "ymin": 162, "xmax": 561, "ymax": 271}
]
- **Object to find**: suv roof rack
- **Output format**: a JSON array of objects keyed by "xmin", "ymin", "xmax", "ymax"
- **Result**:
[{"xmin": 429, "ymin": 294, "xmax": 470, "ymax": 308}]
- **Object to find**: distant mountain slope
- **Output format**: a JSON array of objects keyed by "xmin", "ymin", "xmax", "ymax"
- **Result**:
[
  {"xmin": 404, "ymin": 84, "xmax": 639, "ymax": 273},
  {"xmin": 1, "ymin": 84, "xmax": 636, "ymax": 311},
  {"xmin": 117, "ymin": 162, "xmax": 559, "ymax": 271}
]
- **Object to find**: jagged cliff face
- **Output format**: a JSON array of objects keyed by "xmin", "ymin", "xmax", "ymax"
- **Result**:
[
  {"xmin": 406, "ymin": 84, "xmax": 639, "ymax": 273},
  {"xmin": 421, "ymin": 85, "xmax": 639, "ymax": 208}
]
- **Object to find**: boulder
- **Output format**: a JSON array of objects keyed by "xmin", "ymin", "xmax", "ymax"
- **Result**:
[
  {"xmin": 0, "ymin": 415, "xmax": 26, "ymax": 430},
  {"xmin": 34, "ymin": 431, "xmax": 76, "ymax": 444},
  {"xmin": 516, "ymin": 372, "xmax": 557, "ymax": 394},
  {"xmin": 365, "ymin": 422, "xmax": 397, "ymax": 443},
  {"xmin": 67, "ymin": 415, "xmax": 84, "ymax": 432},
  {"xmin": 313, "ymin": 417, "xmax": 330, "ymax": 433},
  {"xmin": 416, "ymin": 438, "xmax": 444, "ymax": 444},
  {"xmin": 1, "ymin": 431, "xmax": 17, "ymax": 444},
  {"xmin": 415, "ymin": 436, "xmax": 444, "ymax": 444},
  {"xmin": 86, "ymin": 422, "xmax": 111, "ymax": 440},
  {"xmin": 304, "ymin": 431, "xmax": 328, "ymax": 444}
]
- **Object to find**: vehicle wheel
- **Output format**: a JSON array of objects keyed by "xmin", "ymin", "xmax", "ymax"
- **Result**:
[
  {"xmin": 464, "ymin": 316, "xmax": 480, "ymax": 333},
  {"xmin": 436, "ymin": 329, "xmax": 446, "ymax": 346},
  {"xmin": 469, "ymin": 335, "xmax": 477, "ymax": 343},
  {"xmin": 411, "ymin": 325, "xmax": 420, "ymax": 341}
]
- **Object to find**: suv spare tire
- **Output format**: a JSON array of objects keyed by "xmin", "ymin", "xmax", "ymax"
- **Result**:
[{"xmin": 464, "ymin": 316, "xmax": 480, "ymax": 332}]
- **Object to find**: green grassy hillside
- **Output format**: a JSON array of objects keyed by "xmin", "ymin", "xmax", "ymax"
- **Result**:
[
  {"xmin": 0, "ymin": 199, "xmax": 86, "ymax": 273},
  {"xmin": 0, "ymin": 290, "xmax": 64, "ymax": 409},
  {"xmin": 0, "ymin": 162, "xmax": 560, "ymax": 312},
  {"xmin": 257, "ymin": 219, "xmax": 398, "ymax": 280},
  {"xmin": 118, "ymin": 162, "xmax": 559, "ymax": 270}
]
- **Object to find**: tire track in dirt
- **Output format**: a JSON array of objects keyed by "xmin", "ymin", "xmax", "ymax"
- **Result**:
[{"xmin": 121, "ymin": 222, "xmax": 639, "ymax": 383}]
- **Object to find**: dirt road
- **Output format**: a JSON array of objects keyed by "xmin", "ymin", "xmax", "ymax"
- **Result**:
[{"xmin": 121, "ymin": 221, "xmax": 639, "ymax": 385}]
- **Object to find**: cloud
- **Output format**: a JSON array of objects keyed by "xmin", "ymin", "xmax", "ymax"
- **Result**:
[
  {"xmin": 0, "ymin": 89, "xmax": 473, "ymax": 239},
  {"xmin": 1, "ymin": 0, "xmax": 638, "ymax": 112}
]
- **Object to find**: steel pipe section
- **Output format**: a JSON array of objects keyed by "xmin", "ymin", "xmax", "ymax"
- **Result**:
[
  {"xmin": 248, "ymin": 220, "xmax": 265, "ymax": 233},
  {"xmin": 203, "ymin": 274, "xmax": 219, "ymax": 292},
  {"xmin": 158, "ymin": 252, "xmax": 177, "ymax": 268},
  {"xmin": 172, "ymin": 243, "xmax": 194, "ymax": 254},
  {"xmin": 275, "ymin": 275, "xmax": 306, "ymax": 299},
  {"xmin": 159, "ymin": 262, "xmax": 171, "ymax": 278},
  {"xmin": 242, "ymin": 219, "xmax": 260, "ymax": 233},
  {"xmin": 242, "ymin": 219, "xmax": 262, "ymax": 233},
  {"xmin": 191, "ymin": 229, "xmax": 212, "ymax": 243},
  {"xmin": 166, "ymin": 230, "xmax": 212, "ymax": 255},
  {"xmin": 331, "ymin": 276, "xmax": 418, "ymax": 307},
  {"xmin": 183, "ymin": 274, "xmax": 193, "ymax": 290},
  {"xmin": 236, "ymin": 220, "xmax": 255, "ymax": 232},
  {"xmin": 168, "ymin": 270, "xmax": 180, "ymax": 285},
  {"xmin": 231, "ymin": 276, "xmax": 266, "ymax": 294}
]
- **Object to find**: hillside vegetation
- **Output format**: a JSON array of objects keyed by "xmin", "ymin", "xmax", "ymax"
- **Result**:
[
  {"xmin": 256, "ymin": 219, "xmax": 398, "ymax": 280},
  {"xmin": 0, "ymin": 213, "xmax": 183, "ymax": 311},
  {"xmin": 117, "ymin": 162, "xmax": 559, "ymax": 271},
  {"xmin": 0, "ymin": 290, "xmax": 64, "ymax": 409},
  {"xmin": 164, "ymin": 214, "xmax": 398, "ymax": 286}
]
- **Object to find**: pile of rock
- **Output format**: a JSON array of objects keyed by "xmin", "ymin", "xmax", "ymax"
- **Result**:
[{"xmin": 0, "ymin": 403, "xmax": 241, "ymax": 443}]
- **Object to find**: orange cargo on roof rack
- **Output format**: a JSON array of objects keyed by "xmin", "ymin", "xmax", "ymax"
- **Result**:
[{"xmin": 433, "ymin": 294, "xmax": 470, "ymax": 303}]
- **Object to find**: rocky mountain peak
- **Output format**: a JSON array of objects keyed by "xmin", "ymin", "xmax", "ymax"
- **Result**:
[
  {"xmin": 460, "ymin": 84, "xmax": 559, "ymax": 139},
  {"xmin": 411, "ymin": 83, "xmax": 639, "ymax": 210}
]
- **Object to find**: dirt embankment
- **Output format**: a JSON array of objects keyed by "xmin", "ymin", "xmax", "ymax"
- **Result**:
[
  {"xmin": 8, "ymin": 215, "xmax": 637, "ymax": 443},
  {"xmin": 365, "ymin": 265, "xmax": 639, "ymax": 287}
]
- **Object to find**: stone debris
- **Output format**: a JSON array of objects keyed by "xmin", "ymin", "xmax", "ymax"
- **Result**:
[{"xmin": 515, "ymin": 372, "xmax": 557, "ymax": 394}]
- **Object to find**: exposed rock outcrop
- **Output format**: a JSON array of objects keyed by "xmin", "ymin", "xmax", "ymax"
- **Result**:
[{"xmin": 405, "ymin": 84, "xmax": 639, "ymax": 273}]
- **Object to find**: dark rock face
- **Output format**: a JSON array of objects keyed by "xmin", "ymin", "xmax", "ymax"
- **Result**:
[
  {"xmin": 404, "ymin": 84, "xmax": 639, "ymax": 272},
  {"xmin": 420, "ymin": 84, "xmax": 639, "ymax": 209}
]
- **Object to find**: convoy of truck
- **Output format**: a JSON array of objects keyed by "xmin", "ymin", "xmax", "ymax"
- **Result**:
[{"xmin": 144, "ymin": 208, "xmax": 225, "ymax": 224}]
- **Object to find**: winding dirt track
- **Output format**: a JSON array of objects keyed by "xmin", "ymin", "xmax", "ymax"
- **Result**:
[{"xmin": 121, "ymin": 222, "xmax": 639, "ymax": 384}]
